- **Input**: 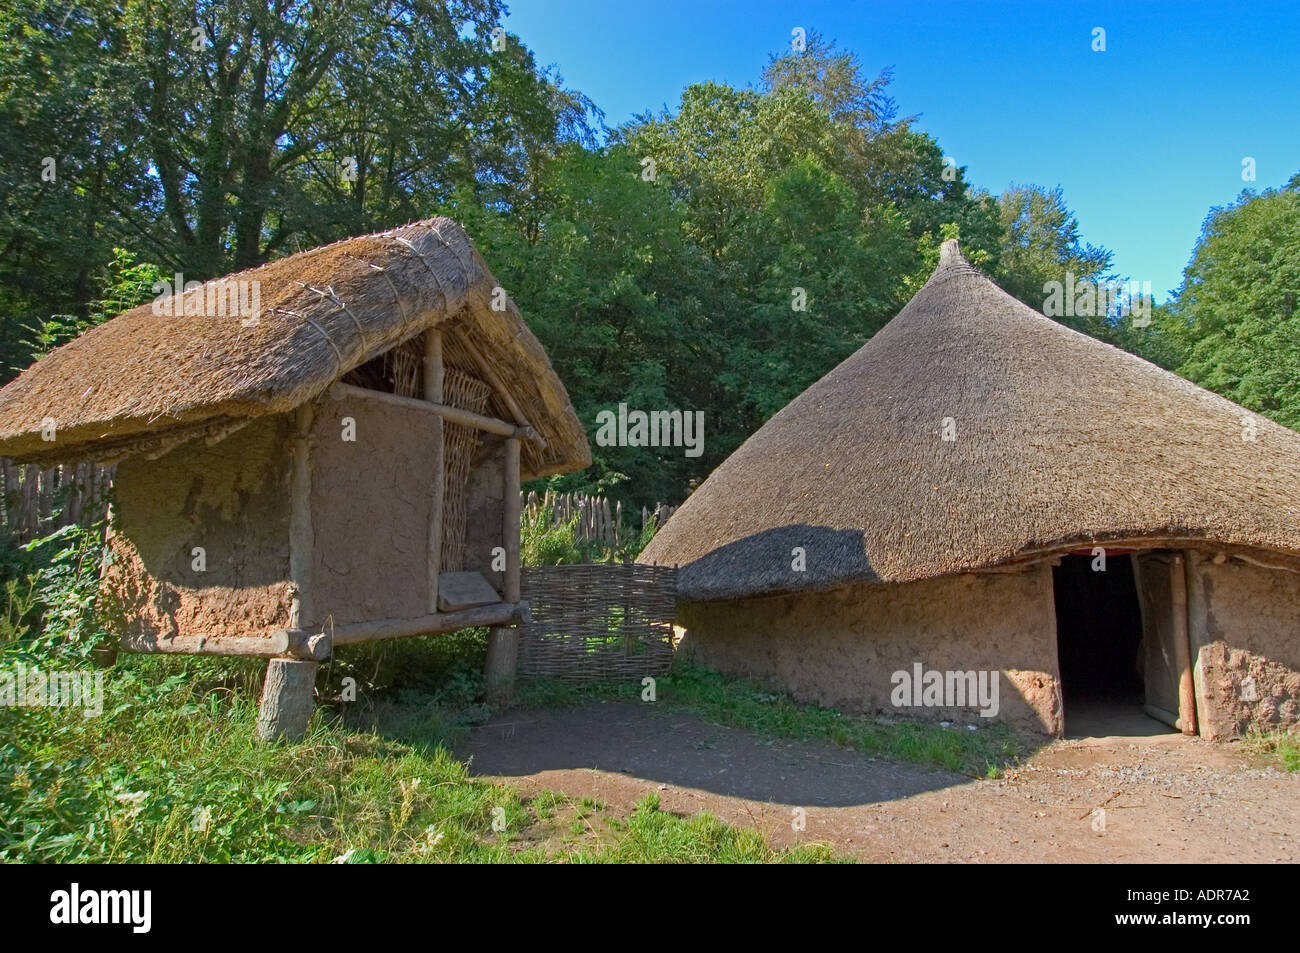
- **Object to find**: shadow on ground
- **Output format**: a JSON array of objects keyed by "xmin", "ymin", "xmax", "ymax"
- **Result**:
[{"xmin": 460, "ymin": 699, "xmax": 974, "ymax": 807}]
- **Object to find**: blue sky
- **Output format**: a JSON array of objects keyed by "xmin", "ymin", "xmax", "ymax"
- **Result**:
[{"xmin": 504, "ymin": 0, "xmax": 1299, "ymax": 302}]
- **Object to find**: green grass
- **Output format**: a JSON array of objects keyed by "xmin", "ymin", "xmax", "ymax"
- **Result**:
[
  {"xmin": 0, "ymin": 523, "xmax": 838, "ymax": 864},
  {"xmin": 0, "ymin": 651, "xmax": 836, "ymax": 863},
  {"xmin": 516, "ymin": 663, "xmax": 1025, "ymax": 779},
  {"xmin": 1242, "ymin": 729, "xmax": 1300, "ymax": 772}
]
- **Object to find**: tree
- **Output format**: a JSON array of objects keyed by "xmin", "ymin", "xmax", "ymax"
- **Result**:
[
  {"xmin": 761, "ymin": 29, "xmax": 899, "ymax": 134},
  {"xmin": 995, "ymin": 184, "xmax": 1112, "ymax": 308},
  {"xmin": 1162, "ymin": 174, "xmax": 1300, "ymax": 429}
]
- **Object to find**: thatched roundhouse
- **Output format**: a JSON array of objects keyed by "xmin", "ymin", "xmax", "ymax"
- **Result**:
[
  {"xmin": 0, "ymin": 217, "xmax": 589, "ymax": 737},
  {"xmin": 641, "ymin": 240, "xmax": 1300, "ymax": 740}
]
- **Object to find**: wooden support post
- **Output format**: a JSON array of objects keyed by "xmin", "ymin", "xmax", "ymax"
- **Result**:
[
  {"xmin": 504, "ymin": 437, "xmax": 521, "ymax": 603},
  {"xmin": 258, "ymin": 404, "xmax": 317, "ymax": 743},
  {"xmin": 1171, "ymin": 552, "xmax": 1198, "ymax": 736},
  {"xmin": 288, "ymin": 403, "xmax": 315, "ymax": 631},
  {"xmin": 424, "ymin": 329, "xmax": 445, "ymax": 614},
  {"xmin": 93, "ymin": 503, "xmax": 119, "ymax": 668},
  {"xmin": 484, "ymin": 436, "xmax": 522, "ymax": 703},
  {"xmin": 256, "ymin": 658, "xmax": 318, "ymax": 741}
]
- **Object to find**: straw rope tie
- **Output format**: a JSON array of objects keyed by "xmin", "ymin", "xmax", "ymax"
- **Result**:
[
  {"xmin": 426, "ymin": 222, "xmax": 476, "ymax": 281},
  {"xmin": 390, "ymin": 235, "xmax": 451, "ymax": 316},
  {"xmin": 341, "ymin": 251, "xmax": 411, "ymax": 330},
  {"xmin": 273, "ymin": 307, "xmax": 346, "ymax": 372},
  {"xmin": 293, "ymin": 280, "xmax": 371, "ymax": 364}
]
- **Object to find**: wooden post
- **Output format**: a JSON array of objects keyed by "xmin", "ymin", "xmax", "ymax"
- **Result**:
[
  {"xmin": 424, "ymin": 329, "xmax": 445, "ymax": 613},
  {"xmin": 484, "ymin": 436, "xmax": 522, "ymax": 703},
  {"xmin": 287, "ymin": 403, "xmax": 315, "ymax": 630},
  {"xmin": 258, "ymin": 403, "xmax": 316, "ymax": 742},
  {"xmin": 92, "ymin": 503, "xmax": 119, "ymax": 669},
  {"xmin": 504, "ymin": 437, "xmax": 521, "ymax": 602},
  {"xmin": 256, "ymin": 659, "xmax": 318, "ymax": 741},
  {"xmin": 1171, "ymin": 552, "xmax": 1198, "ymax": 736}
]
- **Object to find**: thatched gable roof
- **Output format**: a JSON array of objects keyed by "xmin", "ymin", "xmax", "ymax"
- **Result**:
[
  {"xmin": 641, "ymin": 240, "xmax": 1300, "ymax": 601},
  {"xmin": 0, "ymin": 218, "xmax": 589, "ymax": 480}
]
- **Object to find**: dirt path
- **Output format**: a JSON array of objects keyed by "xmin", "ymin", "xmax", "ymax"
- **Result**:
[{"xmin": 461, "ymin": 700, "xmax": 1297, "ymax": 862}]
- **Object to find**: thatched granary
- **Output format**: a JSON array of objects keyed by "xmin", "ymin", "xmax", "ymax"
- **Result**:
[
  {"xmin": 641, "ymin": 240, "xmax": 1300, "ymax": 740},
  {"xmin": 0, "ymin": 217, "xmax": 589, "ymax": 737}
]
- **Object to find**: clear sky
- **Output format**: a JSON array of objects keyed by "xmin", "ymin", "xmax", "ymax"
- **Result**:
[{"xmin": 503, "ymin": 0, "xmax": 1299, "ymax": 302}]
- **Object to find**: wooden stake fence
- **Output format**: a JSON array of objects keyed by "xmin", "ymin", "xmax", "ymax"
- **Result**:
[
  {"xmin": 0, "ymin": 459, "xmax": 115, "ymax": 545},
  {"xmin": 521, "ymin": 490, "xmax": 676, "ymax": 550}
]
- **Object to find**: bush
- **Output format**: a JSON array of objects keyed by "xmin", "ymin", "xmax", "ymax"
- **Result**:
[
  {"xmin": 1, "ymin": 523, "xmax": 110, "ymax": 666},
  {"xmin": 521, "ymin": 507, "xmax": 585, "ymax": 566}
]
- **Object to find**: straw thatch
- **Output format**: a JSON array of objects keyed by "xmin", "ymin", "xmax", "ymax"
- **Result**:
[
  {"xmin": 0, "ymin": 217, "xmax": 589, "ymax": 480},
  {"xmin": 641, "ymin": 240, "xmax": 1300, "ymax": 601}
]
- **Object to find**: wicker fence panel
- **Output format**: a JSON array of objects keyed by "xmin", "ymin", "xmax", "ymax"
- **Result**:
[
  {"xmin": 519, "ymin": 563, "xmax": 678, "ymax": 682},
  {"xmin": 441, "ymin": 367, "xmax": 492, "ymax": 571}
]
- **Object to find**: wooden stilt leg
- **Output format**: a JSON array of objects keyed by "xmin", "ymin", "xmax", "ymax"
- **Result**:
[
  {"xmin": 256, "ymin": 658, "xmax": 318, "ymax": 741},
  {"xmin": 484, "ymin": 437, "xmax": 522, "ymax": 704}
]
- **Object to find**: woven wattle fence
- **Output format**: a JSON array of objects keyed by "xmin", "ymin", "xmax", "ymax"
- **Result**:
[{"xmin": 519, "ymin": 563, "xmax": 679, "ymax": 682}]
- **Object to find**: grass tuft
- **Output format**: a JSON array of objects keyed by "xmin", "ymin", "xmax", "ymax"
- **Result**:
[{"xmin": 1242, "ymin": 729, "xmax": 1300, "ymax": 772}]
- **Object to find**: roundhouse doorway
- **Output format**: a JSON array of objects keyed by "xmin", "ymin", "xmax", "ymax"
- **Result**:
[{"xmin": 1052, "ymin": 552, "xmax": 1175, "ymax": 738}]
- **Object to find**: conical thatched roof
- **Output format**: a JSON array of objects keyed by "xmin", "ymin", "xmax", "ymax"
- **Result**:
[
  {"xmin": 0, "ymin": 218, "xmax": 589, "ymax": 480},
  {"xmin": 641, "ymin": 240, "xmax": 1300, "ymax": 601}
]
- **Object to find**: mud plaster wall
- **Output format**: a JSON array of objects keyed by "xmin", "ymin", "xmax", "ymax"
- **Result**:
[
  {"xmin": 1188, "ymin": 554, "xmax": 1300, "ymax": 740},
  {"xmin": 309, "ymin": 396, "xmax": 440, "ymax": 626},
  {"xmin": 102, "ymin": 415, "xmax": 294, "ymax": 648},
  {"xmin": 462, "ymin": 437, "xmax": 505, "ymax": 594},
  {"xmin": 676, "ymin": 568, "xmax": 1064, "ymax": 737}
]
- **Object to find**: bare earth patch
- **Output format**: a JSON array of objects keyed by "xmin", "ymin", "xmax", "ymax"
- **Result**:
[{"xmin": 461, "ymin": 700, "xmax": 1297, "ymax": 862}]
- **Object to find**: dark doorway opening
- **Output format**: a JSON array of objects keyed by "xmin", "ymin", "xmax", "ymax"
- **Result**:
[{"xmin": 1053, "ymin": 553, "xmax": 1152, "ymax": 735}]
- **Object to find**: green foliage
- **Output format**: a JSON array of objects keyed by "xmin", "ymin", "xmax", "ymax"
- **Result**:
[
  {"xmin": 0, "ymin": 530, "xmax": 824, "ymax": 863},
  {"xmin": 520, "ymin": 507, "xmax": 585, "ymax": 567},
  {"xmin": 21, "ymin": 247, "xmax": 162, "ymax": 366},
  {"xmin": 0, "ymin": 575, "xmax": 39, "ymax": 647},
  {"xmin": 0, "ymin": 14, "xmax": 1128, "ymax": 509},
  {"xmin": 0, "ymin": 0, "xmax": 595, "ymax": 374},
  {"xmin": 633, "ymin": 515, "xmax": 660, "ymax": 555},
  {"xmin": 761, "ymin": 29, "xmax": 898, "ymax": 134},
  {"xmin": 0, "ymin": 650, "xmax": 833, "ymax": 862},
  {"xmin": 1242, "ymin": 729, "xmax": 1300, "ymax": 773},
  {"xmin": 1, "ymin": 523, "xmax": 111, "ymax": 666},
  {"xmin": 1161, "ymin": 174, "xmax": 1300, "ymax": 430},
  {"xmin": 995, "ymin": 184, "xmax": 1113, "ymax": 311},
  {"xmin": 502, "ymin": 35, "xmax": 1077, "ymax": 506},
  {"xmin": 326, "ymin": 626, "xmax": 489, "ymax": 706},
  {"xmin": 597, "ymin": 795, "xmax": 836, "ymax": 864}
]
